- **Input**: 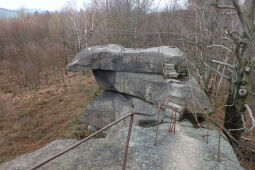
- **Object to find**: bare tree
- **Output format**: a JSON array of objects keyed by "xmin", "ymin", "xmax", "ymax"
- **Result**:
[{"xmin": 212, "ymin": 0, "xmax": 255, "ymax": 141}]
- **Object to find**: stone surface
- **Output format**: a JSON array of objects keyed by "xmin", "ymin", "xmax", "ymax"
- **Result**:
[
  {"xmin": 164, "ymin": 70, "xmax": 180, "ymax": 78},
  {"xmin": 164, "ymin": 63, "xmax": 175, "ymax": 70},
  {"xmin": 93, "ymin": 70, "xmax": 184, "ymax": 104},
  {"xmin": 81, "ymin": 91, "xmax": 118, "ymax": 129},
  {"xmin": 88, "ymin": 125, "xmax": 98, "ymax": 133},
  {"xmin": 66, "ymin": 44, "xmax": 187, "ymax": 74},
  {"xmin": 81, "ymin": 90, "xmax": 185, "ymax": 129},
  {"xmin": 167, "ymin": 102, "xmax": 185, "ymax": 113},
  {"xmin": 0, "ymin": 121, "xmax": 243, "ymax": 170},
  {"xmin": 93, "ymin": 70, "xmax": 213, "ymax": 115},
  {"xmin": 185, "ymin": 76, "xmax": 214, "ymax": 115}
]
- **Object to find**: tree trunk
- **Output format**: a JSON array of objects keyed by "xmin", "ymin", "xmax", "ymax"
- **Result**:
[
  {"xmin": 224, "ymin": 41, "xmax": 255, "ymax": 141},
  {"xmin": 203, "ymin": 49, "xmax": 213, "ymax": 94},
  {"xmin": 224, "ymin": 72, "xmax": 243, "ymax": 141}
]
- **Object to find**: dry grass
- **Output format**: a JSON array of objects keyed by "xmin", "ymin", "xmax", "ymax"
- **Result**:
[{"xmin": 0, "ymin": 71, "xmax": 100, "ymax": 163}]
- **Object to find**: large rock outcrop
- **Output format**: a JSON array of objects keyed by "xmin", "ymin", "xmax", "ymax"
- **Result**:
[
  {"xmin": 67, "ymin": 44, "xmax": 187, "ymax": 74},
  {"xmin": 0, "ymin": 122, "xmax": 243, "ymax": 170},
  {"xmin": 66, "ymin": 44, "xmax": 213, "ymax": 128}
]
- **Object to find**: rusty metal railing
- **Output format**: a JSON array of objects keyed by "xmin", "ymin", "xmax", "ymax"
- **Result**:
[
  {"xmin": 29, "ymin": 104, "xmax": 182, "ymax": 170},
  {"xmin": 169, "ymin": 108, "xmax": 177, "ymax": 133},
  {"xmin": 29, "ymin": 112, "xmax": 137, "ymax": 170},
  {"xmin": 154, "ymin": 104, "xmax": 177, "ymax": 146}
]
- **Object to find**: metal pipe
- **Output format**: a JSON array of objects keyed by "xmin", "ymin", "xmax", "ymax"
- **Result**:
[
  {"xmin": 202, "ymin": 134, "xmax": 209, "ymax": 143},
  {"xmin": 160, "ymin": 103, "xmax": 180, "ymax": 112},
  {"xmin": 173, "ymin": 110, "xmax": 176, "ymax": 134},
  {"xmin": 29, "ymin": 112, "xmax": 135, "ymax": 170},
  {"xmin": 169, "ymin": 119, "xmax": 173, "ymax": 133},
  {"xmin": 217, "ymin": 129, "xmax": 221, "ymax": 162},
  {"xmin": 154, "ymin": 109, "xmax": 160, "ymax": 146},
  {"xmin": 169, "ymin": 109, "xmax": 176, "ymax": 133},
  {"xmin": 122, "ymin": 114, "xmax": 134, "ymax": 170}
]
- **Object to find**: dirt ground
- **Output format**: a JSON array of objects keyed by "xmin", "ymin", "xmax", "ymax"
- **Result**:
[{"xmin": 0, "ymin": 71, "xmax": 100, "ymax": 163}]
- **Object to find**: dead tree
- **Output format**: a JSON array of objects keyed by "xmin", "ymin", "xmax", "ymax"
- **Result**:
[{"xmin": 213, "ymin": 0, "xmax": 255, "ymax": 141}]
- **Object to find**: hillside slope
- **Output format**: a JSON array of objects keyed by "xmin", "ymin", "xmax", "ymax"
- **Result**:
[{"xmin": 0, "ymin": 72, "xmax": 100, "ymax": 163}]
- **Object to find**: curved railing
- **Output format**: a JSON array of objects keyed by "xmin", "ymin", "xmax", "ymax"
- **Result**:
[{"xmin": 29, "ymin": 112, "xmax": 136, "ymax": 170}]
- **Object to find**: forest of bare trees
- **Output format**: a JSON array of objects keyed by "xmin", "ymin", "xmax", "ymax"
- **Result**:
[{"xmin": 0, "ymin": 0, "xmax": 254, "ymax": 168}]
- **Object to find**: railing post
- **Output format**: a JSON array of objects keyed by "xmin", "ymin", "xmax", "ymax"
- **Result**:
[
  {"xmin": 154, "ymin": 105, "xmax": 161, "ymax": 146},
  {"xmin": 217, "ymin": 129, "xmax": 221, "ymax": 162},
  {"xmin": 169, "ymin": 108, "xmax": 176, "ymax": 133},
  {"xmin": 122, "ymin": 113, "xmax": 134, "ymax": 170}
]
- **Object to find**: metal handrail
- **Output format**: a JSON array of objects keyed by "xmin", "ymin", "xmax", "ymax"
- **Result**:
[{"xmin": 29, "ymin": 112, "xmax": 136, "ymax": 170}]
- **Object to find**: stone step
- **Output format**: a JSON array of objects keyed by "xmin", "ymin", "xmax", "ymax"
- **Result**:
[
  {"xmin": 164, "ymin": 70, "xmax": 179, "ymax": 78},
  {"xmin": 165, "ymin": 79, "xmax": 184, "ymax": 84},
  {"xmin": 160, "ymin": 102, "xmax": 185, "ymax": 120},
  {"xmin": 164, "ymin": 110, "xmax": 182, "ymax": 120},
  {"xmin": 164, "ymin": 63, "xmax": 175, "ymax": 70},
  {"xmin": 167, "ymin": 102, "xmax": 185, "ymax": 113}
]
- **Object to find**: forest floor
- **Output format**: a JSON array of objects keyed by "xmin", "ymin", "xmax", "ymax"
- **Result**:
[
  {"xmin": 0, "ymin": 72, "xmax": 254, "ymax": 169},
  {"xmin": 0, "ymin": 71, "xmax": 100, "ymax": 163}
]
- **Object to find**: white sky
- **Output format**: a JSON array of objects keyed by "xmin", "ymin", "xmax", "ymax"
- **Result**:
[
  {"xmin": 0, "ymin": 0, "xmax": 186, "ymax": 11},
  {"xmin": 0, "ymin": 0, "xmax": 84, "ymax": 11}
]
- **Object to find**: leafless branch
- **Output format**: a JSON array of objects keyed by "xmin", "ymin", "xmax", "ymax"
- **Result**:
[
  {"xmin": 241, "ymin": 115, "xmax": 246, "ymax": 130},
  {"xmin": 230, "ymin": 0, "xmax": 243, "ymax": 16},
  {"xmin": 204, "ymin": 63, "xmax": 230, "ymax": 80},
  {"xmin": 244, "ymin": 104, "xmax": 255, "ymax": 132},
  {"xmin": 241, "ymin": 136, "xmax": 255, "ymax": 143},
  {"xmin": 211, "ymin": 3, "xmax": 236, "ymax": 10},
  {"xmin": 187, "ymin": 59, "xmax": 206, "ymax": 89},
  {"xmin": 221, "ymin": 37, "xmax": 234, "ymax": 43},
  {"xmin": 215, "ymin": 54, "xmax": 229, "ymax": 97},
  {"xmin": 230, "ymin": 0, "xmax": 249, "ymax": 36},
  {"xmin": 228, "ymin": 128, "xmax": 244, "ymax": 131},
  {"xmin": 227, "ymin": 67, "xmax": 233, "ymax": 73},
  {"xmin": 211, "ymin": 59, "xmax": 235, "ymax": 69},
  {"xmin": 221, "ymin": 12, "xmax": 237, "ymax": 15},
  {"xmin": 207, "ymin": 44, "xmax": 233, "ymax": 53}
]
